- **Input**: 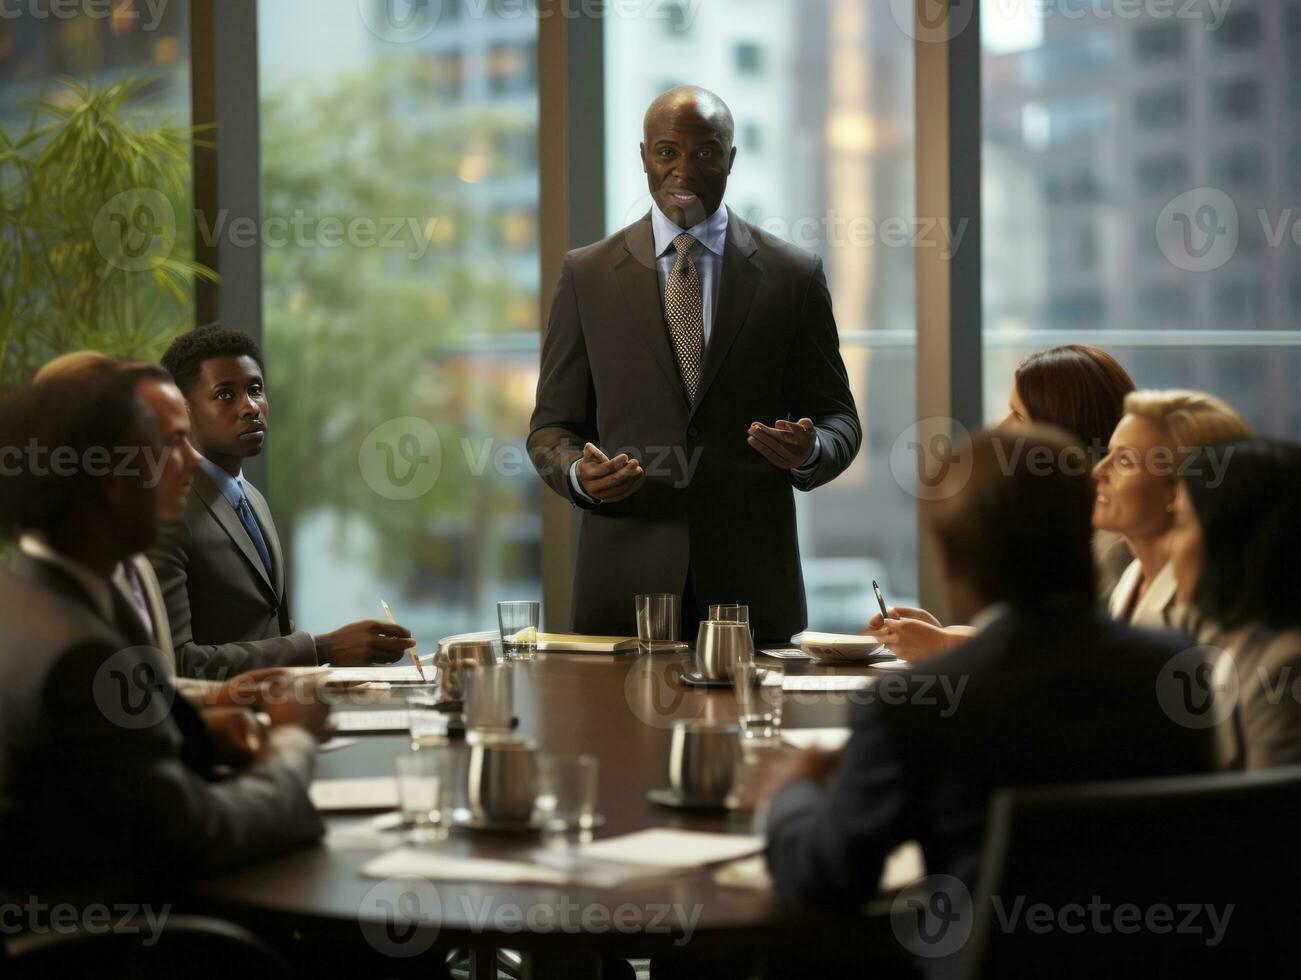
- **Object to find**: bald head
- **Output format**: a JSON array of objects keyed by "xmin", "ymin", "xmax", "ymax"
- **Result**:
[
  {"xmin": 640, "ymin": 86, "xmax": 737, "ymax": 228},
  {"xmin": 642, "ymin": 86, "xmax": 735, "ymax": 147}
]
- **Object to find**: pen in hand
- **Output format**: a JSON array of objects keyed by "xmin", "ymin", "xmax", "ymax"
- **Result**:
[{"xmin": 381, "ymin": 598, "xmax": 427, "ymax": 682}]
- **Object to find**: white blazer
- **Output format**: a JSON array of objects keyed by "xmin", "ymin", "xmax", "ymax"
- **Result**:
[{"xmin": 1108, "ymin": 559, "xmax": 1181, "ymax": 632}]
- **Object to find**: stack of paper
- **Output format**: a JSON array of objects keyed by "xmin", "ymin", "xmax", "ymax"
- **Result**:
[
  {"xmin": 326, "ymin": 665, "xmax": 430, "ymax": 684},
  {"xmin": 309, "ymin": 777, "xmax": 399, "ymax": 812},
  {"xmin": 332, "ymin": 710, "xmax": 416, "ymax": 733},
  {"xmin": 362, "ymin": 849, "xmax": 571, "ymax": 885},
  {"xmin": 578, "ymin": 830, "xmax": 764, "ymax": 870},
  {"xmin": 791, "ymin": 631, "xmax": 890, "ymax": 662},
  {"xmin": 780, "ymin": 675, "xmax": 874, "ymax": 692},
  {"xmin": 535, "ymin": 633, "xmax": 638, "ymax": 653}
]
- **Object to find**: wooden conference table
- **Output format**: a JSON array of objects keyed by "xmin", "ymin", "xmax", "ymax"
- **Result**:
[{"xmin": 192, "ymin": 646, "xmax": 900, "ymax": 977}]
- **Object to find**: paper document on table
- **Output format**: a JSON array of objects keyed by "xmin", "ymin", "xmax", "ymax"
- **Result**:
[
  {"xmin": 578, "ymin": 830, "xmax": 764, "ymax": 870},
  {"xmin": 780, "ymin": 675, "xmax": 874, "ymax": 692},
  {"xmin": 535, "ymin": 632, "xmax": 639, "ymax": 653},
  {"xmin": 326, "ymin": 666, "xmax": 429, "ymax": 684},
  {"xmin": 310, "ymin": 777, "xmax": 399, "ymax": 811},
  {"xmin": 781, "ymin": 727, "xmax": 852, "ymax": 752},
  {"xmin": 362, "ymin": 849, "xmax": 570, "ymax": 885},
  {"xmin": 332, "ymin": 710, "xmax": 415, "ymax": 733}
]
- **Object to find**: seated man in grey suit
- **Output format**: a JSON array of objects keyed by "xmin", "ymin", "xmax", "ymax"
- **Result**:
[
  {"xmin": 0, "ymin": 370, "xmax": 327, "ymax": 897},
  {"xmin": 150, "ymin": 326, "xmax": 415, "ymax": 679},
  {"xmin": 757, "ymin": 428, "xmax": 1215, "ymax": 953},
  {"xmin": 34, "ymin": 353, "xmax": 291, "ymax": 717}
]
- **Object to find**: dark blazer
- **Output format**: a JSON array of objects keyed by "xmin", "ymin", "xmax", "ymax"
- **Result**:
[
  {"xmin": 148, "ymin": 466, "xmax": 317, "ymax": 679},
  {"xmin": 0, "ymin": 551, "xmax": 322, "ymax": 898},
  {"xmin": 528, "ymin": 210, "xmax": 861, "ymax": 641},
  {"xmin": 765, "ymin": 608, "xmax": 1216, "ymax": 907}
]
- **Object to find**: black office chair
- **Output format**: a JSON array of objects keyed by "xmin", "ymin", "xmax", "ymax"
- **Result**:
[
  {"xmin": 2, "ymin": 912, "xmax": 293, "ymax": 980},
  {"xmin": 963, "ymin": 766, "xmax": 1301, "ymax": 978}
]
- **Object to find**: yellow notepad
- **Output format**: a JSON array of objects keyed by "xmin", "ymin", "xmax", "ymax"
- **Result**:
[{"xmin": 535, "ymin": 632, "xmax": 639, "ymax": 653}]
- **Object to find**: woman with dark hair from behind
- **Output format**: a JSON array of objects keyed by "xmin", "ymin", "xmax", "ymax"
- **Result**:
[
  {"xmin": 1169, "ymin": 439, "xmax": 1301, "ymax": 769},
  {"xmin": 866, "ymin": 344, "xmax": 1136, "ymax": 660},
  {"xmin": 1008, "ymin": 344, "xmax": 1137, "ymax": 599}
]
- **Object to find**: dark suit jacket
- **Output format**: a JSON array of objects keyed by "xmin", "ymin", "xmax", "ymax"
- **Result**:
[
  {"xmin": 0, "ymin": 552, "xmax": 322, "ymax": 898},
  {"xmin": 528, "ymin": 210, "xmax": 861, "ymax": 641},
  {"xmin": 148, "ymin": 467, "xmax": 317, "ymax": 679},
  {"xmin": 765, "ymin": 608, "xmax": 1216, "ymax": 907}
]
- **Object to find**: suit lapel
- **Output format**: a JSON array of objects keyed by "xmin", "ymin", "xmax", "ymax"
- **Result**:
[
  {"xmin": 691, "ymin": 211, "xmax": 761, "ymax": 418},
  {"xmin": 244, "ymin": 481, "xmax": 286, "ymax": 601},
  {"xmin": 615, "ymin": 214, "xmax": 692, "ymax": 409},
  {"xmin": 194, "ymin": 467, "xmax": 276, "ymax": 597},
  {"xmin": 130, "ymin": 554, "xmax": 175, "ymax": 669}
]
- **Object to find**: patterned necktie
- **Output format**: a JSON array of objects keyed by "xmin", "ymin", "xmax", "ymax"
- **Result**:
[
  {"xmin": 235, "ymin": 492, "xmax": 274, "ymax": 577},
  {"xmin": 664, "ymin": 232, "xmax": 704, "ymax": 403}
]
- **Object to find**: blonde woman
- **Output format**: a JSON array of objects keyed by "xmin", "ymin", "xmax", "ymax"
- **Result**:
[{"xmin": 1095, "ymin": 390, "xmax": 1253, "ymax": 632}]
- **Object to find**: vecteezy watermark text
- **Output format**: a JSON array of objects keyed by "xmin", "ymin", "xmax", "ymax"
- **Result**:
[
  {"xmin": 0, "ymin": 898, "xmax": 172, "ymax": 946},
  {"xmin": 0, "ymin": 0, "xmax": 171, "ymax": 31},
  {"xmin": 0, "ymin": 440, "xmax": 170, "ymax": 487}
]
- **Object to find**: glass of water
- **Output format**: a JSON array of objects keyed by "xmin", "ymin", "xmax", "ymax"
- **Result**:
[
  {"xmin": 498, "ymin": 601, "xmax": 540, "ymax": 661},
  {"xmin": 396, "ymin": 752, "xmax": 445, "ymax": 841},
  {"xmin": 464, "ymin": 664, "xmax": 515, "ymax": 740},
  {"xmin": 635, "ymin": 593, "xmax": 681, "ymax": 653},
  {"xmin": 537, "ymin": 754, "xmax": 600, "ymax": 832},
  {"xmin": 733, "ymin": 662, "xmax": 784, "ymax": 743}
]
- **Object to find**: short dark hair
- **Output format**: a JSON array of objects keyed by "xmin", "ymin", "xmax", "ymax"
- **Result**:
[
  {"xmin": 160, "ymin": 325, "xmax": 264, "ymax": 395},
  {"xmin": 1183, "ymin": 439, "xmax": 1301, "ymax": 632},
  {"xmin": 0, "ymin": 371, "xmax": 151, "ymax": 538},
  {"xmin": 928, "ymin": 427, "xmax": 1097, "ymax": 611},
  {"xmin": 1014, "ymin": 345, "xmax": 1135, "ymax": 461}
]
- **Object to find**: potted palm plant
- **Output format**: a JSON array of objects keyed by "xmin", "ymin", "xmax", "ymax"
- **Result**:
[{"xmin": 0, "ymin": 76, "xmax": 214, "ymax": 397}]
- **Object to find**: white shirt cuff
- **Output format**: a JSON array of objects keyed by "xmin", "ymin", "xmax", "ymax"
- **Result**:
[{"xmin": 568, "ymin": 459, "xmax": 600, "ymax": 505}]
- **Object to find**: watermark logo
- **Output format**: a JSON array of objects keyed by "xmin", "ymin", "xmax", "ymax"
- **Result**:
[
  {"xmin": 1156, "ymin": 187, "xmax": 1238, "ymax": 273},
  {"xmin": 358, "ymin": 0, "xmax": 443, "ymax": 42},
  {"xmin": 93, "ymin": 189, "xmax": 177, "ymax": 273},
  {"xmin": 358, "ymin": 417, "xmax": 443, "ymax": 501},
  {"xmin": 890, "ymin": 417, "xmax": 973, "ymax": 501},
  {"xmin": 0, "ymin": 0, "xmax": 172, "ymax": 31},
  {"xmin": 359, "ymin": 877, "xmax": 443, "ymax": 957},
  {"xmin": 1156, "ymin": 645, "xmax": 1237, "ymax": 730},
  {"xmin": 623, "ymin": 654, "xmax": 707, "ymax": 730},
  {"xmin": 891, "ymin": 874, "xmax": 973, "ymax": 958},
  {"xmin": 92, "ymin": 647, "xmax": 176, "ymax": 730},
  {"xmin": 890, "ymin": 0, "xmax": 976, "ymax": 43}
]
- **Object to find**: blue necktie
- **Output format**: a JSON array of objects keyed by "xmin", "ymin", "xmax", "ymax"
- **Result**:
[{"xmin": 235, "ymin": 493, "xmax": 273, "ymax": 577}]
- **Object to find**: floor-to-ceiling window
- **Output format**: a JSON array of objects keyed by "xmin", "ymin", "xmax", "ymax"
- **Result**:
[
  {"xmin": 982, "ymin": 0, "xmax": 1300, "ymax": 435},
  {"xmin": 258, "ymin": 0, "xmax": 541, "ymax": 642},
  {"xmin": 605, "ymin": 0, "xmax": 918, "ymax": 630}
]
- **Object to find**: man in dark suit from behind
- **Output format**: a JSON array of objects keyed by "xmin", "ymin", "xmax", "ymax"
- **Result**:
[
  {"xmin": 758, "ymin": 427, "xmax": 1215, "ymax": 967},
  {"xmin": 0, "ymin": 370, "xmax": 328, "ymax": 898},
  {"xmin": 149, "ymin": 326, "xmax": 415, "ymax": 679},
  {"xmin": 528, "ymin": 86, "xmax": 860, "ymax": 642}
]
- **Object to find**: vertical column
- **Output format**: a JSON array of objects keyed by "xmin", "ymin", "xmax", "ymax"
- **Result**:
[
  {"xmin": 190, "ymin": 0, "xmax": 265, "ymax": 489},
  {"xmin": 914, "ymin": 0, "xmax": 983, "ymax": 618},
  {"xmin": 537, "ymin": 2, "xmax": 606, "ymax": 630}
]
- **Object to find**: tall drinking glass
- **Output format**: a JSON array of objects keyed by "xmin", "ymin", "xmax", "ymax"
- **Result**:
[
  {"xmin": 464, "ymin": 664, "xmax": 514, "ymax": 740},
  {"xmin": 733, "ymin": 662, "xmax": 784, "ymax": 743},
  {"xmin": 635, "ymin": 593, "xmax": 681, "ymax": 653},
  {"xmin": 498, "ymin": 601, "xmax": 540, "ymax": 661}
]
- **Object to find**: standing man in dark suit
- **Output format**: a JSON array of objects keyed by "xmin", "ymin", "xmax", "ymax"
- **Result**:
[
  {"xmin": 150, "ymin": 326, "xmax": 415, "ymax": 679},
  {"xmin": 529, "ymin": 86, "xmax": 861, "ymax": 641},
  {"xmin": 756, "ymin": 428, "xmax": 1215, "ymax": 926},
  {"xmin": 0, "ymin": 370, "xmax": 327, "ymax": 896}
]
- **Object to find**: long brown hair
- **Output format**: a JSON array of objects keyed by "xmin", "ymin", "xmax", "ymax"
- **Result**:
[{"xmin": 1015, "ymin": 345, "xmax": 1135, "ymax": 462}]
